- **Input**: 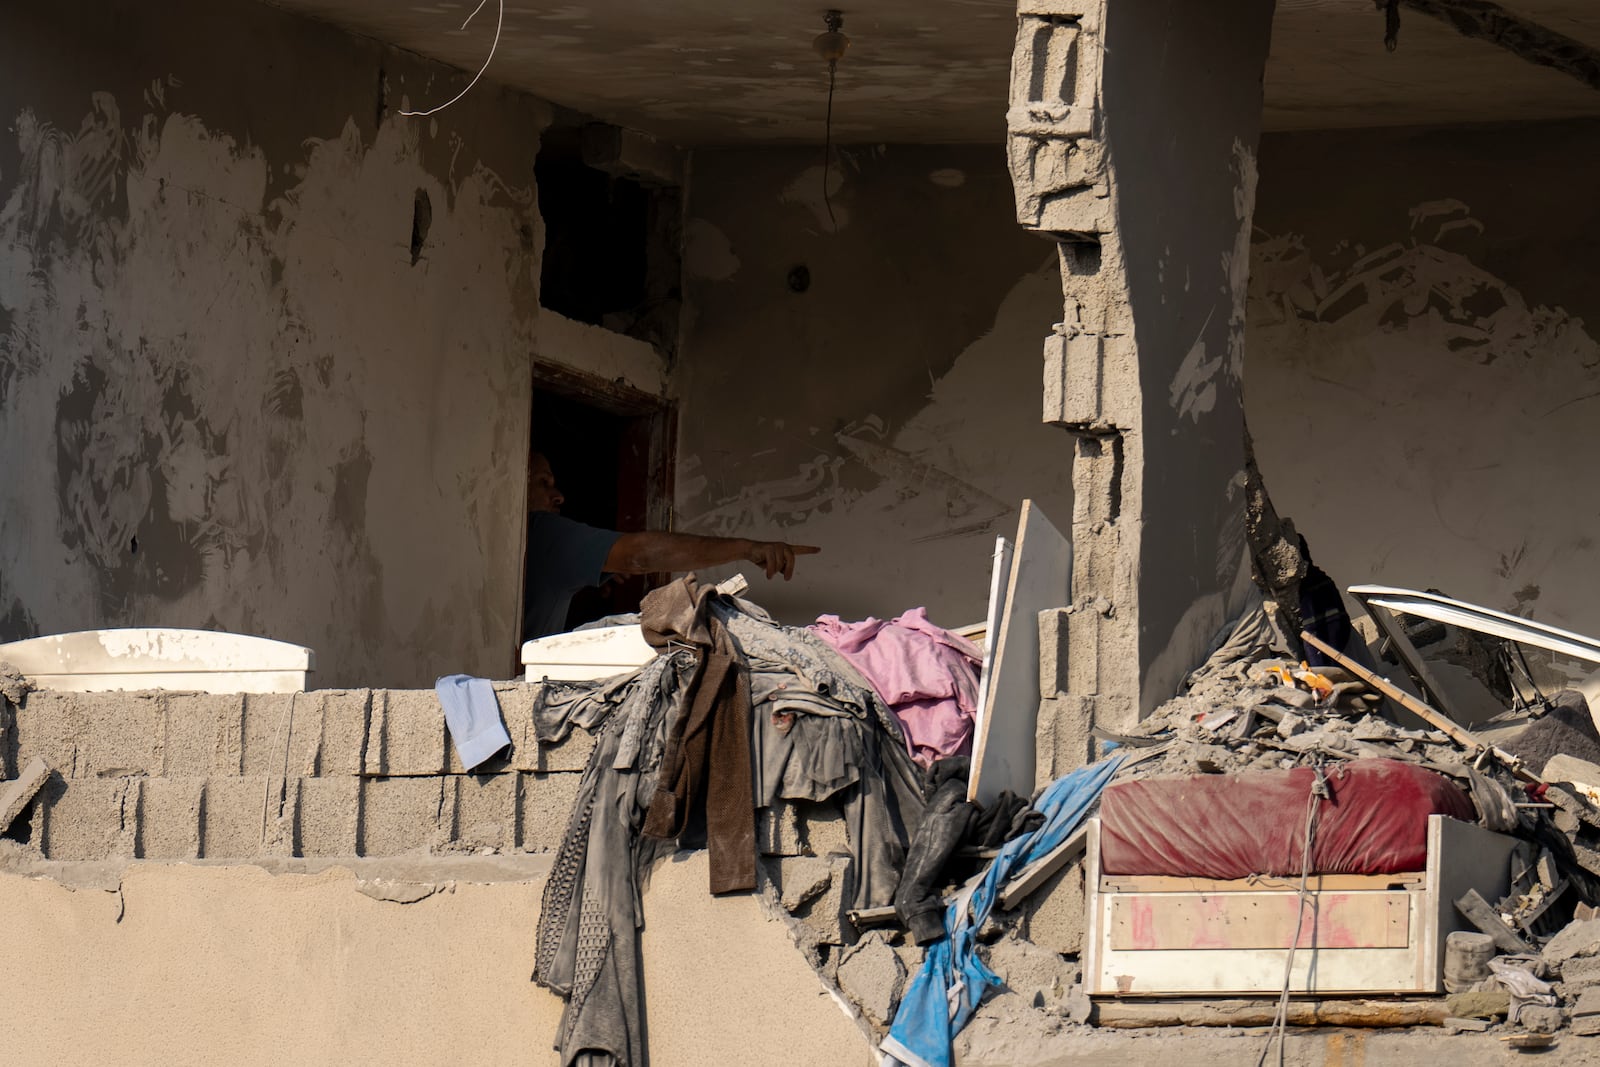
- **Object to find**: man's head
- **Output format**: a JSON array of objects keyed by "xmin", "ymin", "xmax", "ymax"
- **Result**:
[{"xmin": 528, "ymin": 451, "xmax": 565, "ymax": 513}]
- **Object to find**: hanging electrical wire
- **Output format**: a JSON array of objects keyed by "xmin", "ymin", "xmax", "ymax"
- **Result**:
[
  {"xmin": 812, "ymin": 11, "xmax": 850, "ymax": 233},
  {"xmin": 400, "ymin": 0, "xmax": 504, "ymax": 118}
]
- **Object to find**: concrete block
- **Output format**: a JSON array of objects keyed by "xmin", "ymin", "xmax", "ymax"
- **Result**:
[
  {"xmin": 1020, "ymin": 858, "xmax": 1086, "ymax": 956},
  {"xmin": 136, "ymin": 777, "xmax": 203, "ymax": 860},
  {"xmin": 501, "ymin": 683, "xmax": 595, "ymax": 773},
  {"xmin": 315, "ymin": 689, "xmax": 371, "ymax": 775},
  {"xmin": 295, "ymin": 776, "xmax": 360, "ymax": 857},
  {"xmin": 11, "ymin": 691, "xmax": 79, "ymax": 775},
  {"xmin": 1038, "ymin": 609, "xmax": 1071, "ymax": 698},
  {"xmin": 365, "ymin": 690, "xmax": 446, "ymax": 776},
  {"xmin": 201, "ymin": 776, "xmax": 277, "ymax": 859},
  {"xmin": 757, "ymin": 802, "xmax": 805, "ymax": 857},
  {"xmin": 794, "ymin": 852, "xmax": 856, "ymax": 946},
  {"xmin": 451, "ymin": 773, "xmax": 519, "ymax": 852},
  {"xmin": 360, "ymin": 776, "xmax": 447, "ymax": 855},
  {"xmin": 1035, "ymin": 695, "xmax": 1094, "ymax": 784},
  {"xmin": 20, "ymin": 691, "xmax": 166, "ymax": 778},
  {"xmin": 163, "ymin": 693, "xmax": 244, "ymax": 776},
  {"xmin": 516, "ymin": 772, "xmax": 583, "ymax": 853},
  {"xmin": 40, "ymin": 776, "xmax": 134, "ymax": 860},
  {"xmin": 799, "ymin": 801, "xmax": 850, "ymax": 858},
  {"xmin": 0, "ymin": 756, "xmax": 53, "ymax": 833},
  {"xmin": 241, "ymin": 693, "xmax": 322, "ymax": 779},
  {"xmin": 87, "ymin": 694, "xmax": 166, "ymax": 778}
]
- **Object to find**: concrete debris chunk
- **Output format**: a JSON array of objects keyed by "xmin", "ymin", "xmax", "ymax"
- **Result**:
[
  {"xmin": 1560, "ymin": 955, "xmax": 1600, "ymax": 989},
  {"xmin": 0, "ymin": 756, "xmax": 52, "ymax": 833},
  {"xmin": 1442, "ymin": 1016, "xmax": 1491, "ymax": 1032},
  {"xmin": 1518, "ymin": 1005, "xmax": 1564, "ymax": 1034},
  {"xmin": 774, "ymin": 855, "xmax": 835, "ymax": 912},
  {"xmin": 1542, "ymin": 917, "xmax": 1600, "ymax": 967},
  {"xmin": 1570, "ymin": 986, "xmax": 1600, "ymax": 1018},
  {"xmin": 0, "ymin": 660, "xmax": 31, "ymax": 705},
  {"xmin": 1544, "ymin": 754, "xmax": 1600, "ymax": 790},
  {"xmin": 835, "ymin": 932, "xmax": 906, "ymax": 1030},
  {"xmin": 1445, "ymin": 987, "xmax": 1510, "ymax": 1019}
]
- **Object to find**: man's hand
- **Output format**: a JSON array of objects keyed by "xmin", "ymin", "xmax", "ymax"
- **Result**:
[{"xmin": 744, "ymin": 540, "xmax": 821, "ymax": 580}]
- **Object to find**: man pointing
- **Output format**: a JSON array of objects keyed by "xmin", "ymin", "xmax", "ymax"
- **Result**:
[{"xmin": 522, "ymin": 451, "xmax": 820, "ymax": 641}]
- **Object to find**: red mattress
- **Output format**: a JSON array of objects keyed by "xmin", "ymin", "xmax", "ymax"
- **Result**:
[{"xmin": 1099, "ymin": 759, "xmax": 1475, "ymax": 879}]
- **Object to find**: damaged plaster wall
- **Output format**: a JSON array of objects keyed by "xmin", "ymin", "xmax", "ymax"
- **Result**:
[
  {"xmin": 1246, "ymin": 118, "xmax": 1600, "ymax": 639},
  {"xmin": 0, "ymin": 0, "xmax": 553, "ymax": 686},
  {"xmin": 674, "ymin": 145, "xmax": 1074, "ymax": 627}
]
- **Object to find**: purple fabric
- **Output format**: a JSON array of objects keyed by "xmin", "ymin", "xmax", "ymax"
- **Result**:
[{"xmin": 810, "ymin": 608, "xmax": 982, "ymax": 768}]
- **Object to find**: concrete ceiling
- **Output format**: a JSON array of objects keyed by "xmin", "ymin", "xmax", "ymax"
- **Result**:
[{"xmin": 263, "ymin": 0, "xmax": 1600, "ymax": 144}]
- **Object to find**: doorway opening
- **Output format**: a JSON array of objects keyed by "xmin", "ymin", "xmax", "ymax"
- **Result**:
[{"xmin": 523, "ymin": 362, "xmax": 675, "ymax": 642}]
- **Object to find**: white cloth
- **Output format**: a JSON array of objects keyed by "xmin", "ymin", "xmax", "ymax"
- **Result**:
[{"xmin": 434, "ymin": 674, "xmax": 511, "ymax": 770}]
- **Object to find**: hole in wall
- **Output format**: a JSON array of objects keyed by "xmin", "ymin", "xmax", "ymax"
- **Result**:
[
  {"xmin": 1108, "ymin": 433, "xmax": 1124, "ymax": 521},
  {"xmin": 787, "ymin": 265, "xmax": 811, "ymax": 293},
  {"xmin": 410, "ymin": 189, "xmax": 432, "ymax": 266},
  {"xmin": 535, "ymin": 119, "xmax": 682, "ymax": 355},
  {"xmin": 129, "ymin": 536, "xmax": 139, "ymax": 555},
  {"xmin": 1062, "ymin": 238, "xmax": 1101, "ymax": 277}
]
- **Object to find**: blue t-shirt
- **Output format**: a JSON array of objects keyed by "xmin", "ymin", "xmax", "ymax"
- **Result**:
[{"xmin": 523, "ymin": 512, "xmax": 623, "ymax": 639}]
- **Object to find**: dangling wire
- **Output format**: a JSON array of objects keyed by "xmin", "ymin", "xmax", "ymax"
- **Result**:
[
  {"xmin": 822, "ymin": 58, "xmax": 838, "ymax": 232},
  {"xmin": 400, "ymin": 0, "xmax": 504, "ymax": 118}
]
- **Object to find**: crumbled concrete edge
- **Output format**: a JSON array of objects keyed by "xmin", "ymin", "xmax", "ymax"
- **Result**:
[
  {"xmin": 752, "ymin": 857, "xmax": 882, "ymax": 1050},
  {"xmin": 0, "ymin": 840, "xmax": 554, "ymax": 896},
  {"xmin": 355, "ymin": 877, "xmax": 450, "ymax": 904},
  {"xmin": 0, "ymin": 659, "xmax": 32, "ymax": 707}
]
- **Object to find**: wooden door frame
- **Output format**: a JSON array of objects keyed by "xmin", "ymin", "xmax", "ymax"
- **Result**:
[{"xmin": 514, "ymin": 360, "xmax": 676, "ymax": 672}]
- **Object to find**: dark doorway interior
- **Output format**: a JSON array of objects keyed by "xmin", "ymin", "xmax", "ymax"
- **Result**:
[{"xmin": 526, "ymin": 365, "xmax": 674, "ymax": 640}]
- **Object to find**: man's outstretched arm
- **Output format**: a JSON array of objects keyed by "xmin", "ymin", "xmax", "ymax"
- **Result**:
[{"xmin": 604, "ymin": 532, "xmax": 820, "ymax": 580}]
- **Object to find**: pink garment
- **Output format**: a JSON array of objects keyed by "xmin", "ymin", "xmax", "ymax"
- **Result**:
[{"xmin": 809, "ymin": 608, "xmax": 983, "ymax": 768}]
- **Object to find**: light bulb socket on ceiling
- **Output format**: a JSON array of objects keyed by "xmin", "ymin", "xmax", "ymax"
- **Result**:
[{"xmin": 813, "ymin": 10, "xmax": 850, "ymax": 65}]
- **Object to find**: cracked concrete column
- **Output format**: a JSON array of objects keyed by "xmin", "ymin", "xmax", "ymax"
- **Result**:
[{"xmin": 1007, "ymin": 0, "xmax": 1276, "ymax": 775}]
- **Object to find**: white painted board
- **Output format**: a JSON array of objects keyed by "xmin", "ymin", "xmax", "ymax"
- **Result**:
[
  {"xmin": 522, "ymin": 625, "xmax": 655, "ymax": 682},
  {"xmin": 0, "ymin": 628, "xmax": 314, "ymax": 693},
  {"xmin": 970, "ymin": 535, "xmax": 1014, "ymax": 765},
  {"xmin": 968, "ymin": 501, "xmax": 1070, "ymax": 806}
]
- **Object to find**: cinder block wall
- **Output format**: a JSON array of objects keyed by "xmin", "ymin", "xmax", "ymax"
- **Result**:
[{"xmin": 3, "ymin": 687, "xmax": 588, "ymax": 862}]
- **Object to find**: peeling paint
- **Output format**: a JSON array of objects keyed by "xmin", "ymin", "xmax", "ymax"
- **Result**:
[{"xmin": 0, "ymin": 66, "xmax": 540, "ymax": 685}]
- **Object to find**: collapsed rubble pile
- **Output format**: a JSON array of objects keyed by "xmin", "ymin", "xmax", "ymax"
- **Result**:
[{"xmin": 747, "ymin": 599, "xmax": 1600, "ymax": 1060}]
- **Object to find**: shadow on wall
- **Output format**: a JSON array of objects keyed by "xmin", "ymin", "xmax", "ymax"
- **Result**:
[{"xmin": 1247, "ymin": 197, "xmax": 1600, "ymax": 637}]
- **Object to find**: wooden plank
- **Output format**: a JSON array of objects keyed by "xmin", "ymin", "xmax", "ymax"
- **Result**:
[
  {"xmin": 1108, "ymin": 891, "xmax": 1412, "ymax": 951},
  {"xmin": 1091, "ymin": 999, "xmax": 1448, "ymax": 1029},
  {"xmin": 1300, "ymin": 631, "xmax": 1541, "ymax": 783},
  {"xmin": 970, "ymin": 535, "xmax": 1013, "ymax": 762},
  {"xmin": 1454, "ymin": 888, "xmax": 1534, "ymax": 955},
  {"xmin": 999, "ymin": 824, "xmax": 1089, "ymax": 910},
  {"xmin": 969, "ymin": 501, "xmax": 1070, "ymax": 806},
  {"xmin": 1099, "ymin": 872, "xmax": 1423, "ymax": 895}
]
